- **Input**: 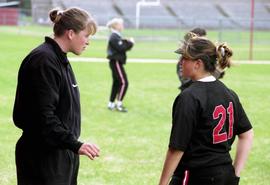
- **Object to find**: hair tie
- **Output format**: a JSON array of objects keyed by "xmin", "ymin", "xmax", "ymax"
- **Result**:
[
  {"xmin": 57, "ymin": 10, "xmax": 64, "ymax": 16},
  {"xmin": 220, "ymin": 47, "xmax": 225, "ymax": 57},
  {"xmin": 216, "ymin": 46, "xmax": 225, "ymax": 57}
]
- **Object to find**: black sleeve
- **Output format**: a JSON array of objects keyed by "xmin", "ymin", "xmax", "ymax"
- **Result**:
[
  {"xmin": 109, "ymin": 34, "xmax": 133, "ymax": 52},
  {"xmin": 169, "ymin": 92, "xmax": 198, "ymax": 151},
  {"xmin": 229, "ymin": 90, "xmax": 252, "ymax": 135},
  {"xmin": 32, "ymin": 54, "xmax": 82, "ymax": 153},
  {"xmin": 235, "ymin": 100, "xmax": 253, "ymax": 135}
]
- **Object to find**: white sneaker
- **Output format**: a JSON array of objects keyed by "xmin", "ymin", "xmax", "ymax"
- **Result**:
[
  {"xmin": 107, "ymin": 104, "xmax": 115, "ymax": 111},
  {"xmin": 116, "ymin": 105, "xmax": 128, "ymax": 112}
]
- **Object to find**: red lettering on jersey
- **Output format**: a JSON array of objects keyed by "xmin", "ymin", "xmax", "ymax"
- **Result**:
[
  {"xmin": 227, "ymin": 102, "xmax": 234, "ymax": 139},
  {"xmin": 213, "ymin": 105, "xmax": 227, "ymax": 144},
  {"xmin": 212, "ymin": 102, "xmax": 234, "ymax": 144}
]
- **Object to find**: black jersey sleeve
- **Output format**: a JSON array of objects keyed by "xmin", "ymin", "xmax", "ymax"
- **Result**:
[
  {"xmin": 169, "ymin": 91, "xmax": 199, "ymax": 151},
  {"xmin": 235, "ymin": 99, "xmax": 253, "ymax": 135},
  {"xmin": 229, "ymin": 90, "xmax": 253, "ymax": 135}
]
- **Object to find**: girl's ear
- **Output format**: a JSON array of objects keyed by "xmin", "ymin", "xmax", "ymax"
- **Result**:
[
  {"xmin": 194, "ymin": 59, "xmax": 203, "ymax": 70},
  {"xmin": 67, "ymin": 29, "xmax": 75, "ymax": 40},
  {"xmin": 197, "ymin": 59, "xmax": 204, "ymax": 65}
]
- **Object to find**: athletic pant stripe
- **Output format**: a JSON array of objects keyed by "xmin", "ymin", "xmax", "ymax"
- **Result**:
[
  {"xmin": 115, "ymin": 61, "xmax": 126, "ymax": 100},
  {"xmin": 182, "ymin": 170, "xmax": 189, "ymax": 185}
]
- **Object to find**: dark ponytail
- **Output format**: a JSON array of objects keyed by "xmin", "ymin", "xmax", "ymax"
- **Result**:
[
  {"xmin": 49, "ymin": 8, "xmax": 62, "ymax": 24},
  {"xmin": 216, "ymin": 43, "xmax": 233, "ymax": 69}
]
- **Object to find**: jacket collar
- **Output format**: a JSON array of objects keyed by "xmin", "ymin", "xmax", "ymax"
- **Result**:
[
  {"xmin": 111, "ymin": 29, "xmax": 122, "ymax": 37},
  {"xmin": 45, "ymin": 36, "xmax": 69, "ymax": 65}
]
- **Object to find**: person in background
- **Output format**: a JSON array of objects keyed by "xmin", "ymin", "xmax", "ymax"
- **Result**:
[
  {"xmin": 13, "ymin": 7, "xmax": 100, "ymax": 185},
  {"xmin": 177, "ymin": 28, "xmax": 226, "ymax": 91},
  {"xmin": 106, "ymin": 18, "xmax": 135, "ymax": 112},
  {"xmin": 159, "ymin": 34, "xmax": 253, "ymax": 185}
]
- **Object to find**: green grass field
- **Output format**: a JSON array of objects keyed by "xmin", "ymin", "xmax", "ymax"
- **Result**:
[
  {"xmin": 0, "ymin": 26, "xmax": 270, "ymax": 185},
  {"xmin": 1, "ymin": 25, "xmax": 270, "ymax": 60}
]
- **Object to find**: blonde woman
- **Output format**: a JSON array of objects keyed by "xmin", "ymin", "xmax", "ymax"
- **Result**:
[
  {"xmin": 159, "ymin": 35, "xmax": 253, "ymax": 185},
  {"xmin": 106, "ymin": 18, "xmax": 134, "ymax": 112},
  {"xmin": 13, "ymin": 7, "xmax": 100, "ymax": 185}
]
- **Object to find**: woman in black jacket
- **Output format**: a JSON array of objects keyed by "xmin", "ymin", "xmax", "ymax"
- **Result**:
[
  {"xmin": 13, "ymin": 7, "xmax": 100, "ymax": 185},
  {"xmin": 106, "ymin": 18, "xmax": 134, "ymax": 112}
]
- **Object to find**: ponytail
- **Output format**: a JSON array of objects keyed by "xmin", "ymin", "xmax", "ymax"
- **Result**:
[
  {"xmin": 49, "ymin": 8, "xmax": 63, "ymax": 24},
  {"xmin": 216, "ymin": 43, "xmax": 233, "ymax": 69}
]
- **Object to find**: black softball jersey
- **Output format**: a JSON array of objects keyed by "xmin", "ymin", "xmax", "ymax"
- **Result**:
[
  {"xmin": 169, "ymin": 80, "xmax": 252, "ymax": 174},
  {"xmin": 107, "ymin": 32, "xmax": 133, "ymax": 64},
  {"xmin": 13, "ymin": 37, "xmax": 82, "ymax": 184}
]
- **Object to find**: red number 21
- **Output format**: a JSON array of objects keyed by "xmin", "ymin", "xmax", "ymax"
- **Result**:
[{"xmin": 212, "ymin": 102, "xmax": 234, "ymax": 144}]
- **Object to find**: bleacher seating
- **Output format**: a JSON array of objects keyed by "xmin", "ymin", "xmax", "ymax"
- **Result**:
[
  {"xmin": 163, "ymin": 1, "xmax": 235, "ymax": 29},
  {"xmin": 115, "ymin": 0, "xmax": 138, "ymax": 27},
  {"xmin": 61, "ymin": 0, "xmax": 118, "ymax": 26},
  {"xmin": 30, "ymin": 0, "xmax": 270, "ymax": 30},
  {"xmin": 139, "ymin": 4, "xmax": 179, "ymax": 28},
  {"xmin": 253, "ymin": 2, "xmax": 270, "ymax": 29}
]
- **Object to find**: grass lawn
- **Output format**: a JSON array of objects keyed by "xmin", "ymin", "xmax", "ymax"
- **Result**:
[
  {"xmin": 1, "ymin": 25, "xmax": 270, "ymax": 60},
  {"xmin": 0, "ymin": 26, "xmax": 270, "ymax": 185}
]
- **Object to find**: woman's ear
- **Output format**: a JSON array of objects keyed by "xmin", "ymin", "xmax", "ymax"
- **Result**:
[
  {"xmin": 194, "ymin": 59, "xmax": 203, "ymax": 70},
  {"xmin": 67, "ymin": 29, "xmax": 75, "ymax": 40}
]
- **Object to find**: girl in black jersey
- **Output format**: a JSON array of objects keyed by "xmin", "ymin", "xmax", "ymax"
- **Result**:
[
  {"xmin": 106, "ymin": 18, "xmax": 134, "ymax": 112},
  {"xmin": 158, "ymin": 35, "xmax": 253, "ymax": 185}
]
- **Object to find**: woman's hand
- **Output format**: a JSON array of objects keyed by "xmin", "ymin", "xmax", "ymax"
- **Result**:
[
  {"xmin": 129, "ymin": 37, "xmax": 135, "ymax": 44},
  {"xmin": 78, "ymin": 143, "xmax": 100, "ymax": 160}
]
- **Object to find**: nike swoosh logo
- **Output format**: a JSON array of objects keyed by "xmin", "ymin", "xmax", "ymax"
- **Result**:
[{"xmin": 72, "ymin": 84, "xmax": 78, "ymax": 88}]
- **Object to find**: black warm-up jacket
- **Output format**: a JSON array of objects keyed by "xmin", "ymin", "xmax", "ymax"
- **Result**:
[
  {"xmin": 107, "ymin": 32, "xmax": 133, "ymax": 64},
  {"xmin": 13, "ymin": 37, "xmax": 83, "ymax": 153}
]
